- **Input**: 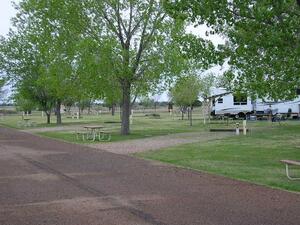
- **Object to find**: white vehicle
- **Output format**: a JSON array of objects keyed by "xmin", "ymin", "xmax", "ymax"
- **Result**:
[
  {"xmin": 255, "ymin": 98, "xmax": 300, "ymax": 118},
  {"xmin": 210, "ymin": 88, "xmax": 300, "ymax": 119},
  {"xmin": 210, "ymin": 88, "xmax": 253, "ymax": 118}
]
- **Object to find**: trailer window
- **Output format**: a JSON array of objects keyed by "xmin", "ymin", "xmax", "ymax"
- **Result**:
[
  {"xmin": 233, "ymin": 95, "xmax": 247, "ymax": 105},
  {"xmin": 217, "ymin": 98, "xmax": 223, "ymax": 104}
]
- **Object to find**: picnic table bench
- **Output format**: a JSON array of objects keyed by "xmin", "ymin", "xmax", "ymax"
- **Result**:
[
  {"xmin": 280, "ymin": 160, "xmax": 300, "ymax": 180},
  {"xmin": 17, "ymin": 118, "xmax": 37, "ymax": 128},
  {"xmin": 75, "ymin": 130, "xmax": 87, "ymax": 141}
]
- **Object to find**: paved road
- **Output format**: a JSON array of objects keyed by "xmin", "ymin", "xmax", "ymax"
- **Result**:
[{"xmin": 0, "ymin": 127, "xmax": 299, "ymax": 225}]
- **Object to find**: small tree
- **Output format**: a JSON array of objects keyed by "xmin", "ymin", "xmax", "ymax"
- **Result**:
[
  {"xmin": 14, "ymin": 93, "xmax": 36, "ymax": 115},
  {"xmin": 170, "ymin": 75, "xmax": 201, "ymax": 126}
]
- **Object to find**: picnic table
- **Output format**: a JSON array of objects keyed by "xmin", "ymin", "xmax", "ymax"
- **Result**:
[
  {"xmin": 83, "ymin": 125, "xmax": 104, "ymax": 141},
  {"xmin": 76, "ymin": 125, "xmax": 111, "ymax": 141},
  {"xmin": 280, "ymin": 160, "xmax": 300, "ymax": 180},
  {"xmin": 18, "ymin": 118, "xmax": 36, "ymax": 127}
]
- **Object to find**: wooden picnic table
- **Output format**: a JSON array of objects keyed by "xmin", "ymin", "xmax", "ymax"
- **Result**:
[{"xmin": 83, "ymin": 125, "xmax": 104, "ymax": 141}]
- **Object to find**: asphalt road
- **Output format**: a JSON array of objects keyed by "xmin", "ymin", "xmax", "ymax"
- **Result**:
[{"xmin": 0, "ymin": 126, "xmax": 299, "ymax": 225}]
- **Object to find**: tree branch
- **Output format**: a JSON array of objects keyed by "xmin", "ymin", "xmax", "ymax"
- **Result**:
[{"xmin": 132, "ymin": 10, "xmax": 166, "ymax": 76}]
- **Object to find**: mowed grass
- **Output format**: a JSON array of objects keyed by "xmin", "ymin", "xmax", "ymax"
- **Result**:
[
  {"xmin": 0, "ymin": 112, "xmax": 112, "ymax": 129},
  {"xmin": 38, "ymin": 129, "xmax": 180, "ymax": 144},
  {"xmin": 0, "ymin": 109, "xmax": 216, "ymax": 143},
  {"xmin": 36, "ymin": 113, "xmax": 211, "ymax": 143},
  {"xmin": 136, "ymin": 122, "xmax": 300, "ymax": 192},
  {"xmin": 37, "ymin": 115, "xmax": 269, "ymax": 144}
]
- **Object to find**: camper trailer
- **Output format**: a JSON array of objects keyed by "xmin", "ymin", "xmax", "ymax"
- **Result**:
[
  {"xmin": 210, "ymin": 88, "xmax": 300, "ymax": 119},
  {"xmin": 254, "ymin": 98, "xmax": 300, "ymax": 119},
  {"xmin": 211, "ymin": 88, "xmax": 253, "ymax": 118}
]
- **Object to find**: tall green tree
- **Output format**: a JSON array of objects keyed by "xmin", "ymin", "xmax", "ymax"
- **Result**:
[
  {"xmin": 166, "ymin": 0, "xmax": 300, "ymax": 100},
  {"xmin": 0, "ymin": 30, "xmax": 56, "ymax": 124},
  {"xmin": 81, "ymin": 0, "xmax": 190, "ymax": 134},
  {"xmin": 11, "ymin": 0, "xmax": 86, "ymax": 124}
]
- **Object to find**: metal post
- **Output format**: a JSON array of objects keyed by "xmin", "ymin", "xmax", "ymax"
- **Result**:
[
  {"xmin": 236, "ymin": 123, "xmax": 240, "ymax": 135},
  {"xmin": 243, "ymin": 120, "xmax": 247, "ymax": 135}
]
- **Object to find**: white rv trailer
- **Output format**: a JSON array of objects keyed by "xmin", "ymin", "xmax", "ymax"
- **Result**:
[
  {"xmin": 210, "ymin": 88, "xmax": 253, "ymax": 118},
  {"xmin": 210, "ymin": 88, "xmax": 300, "ymax": 118},
  {"xmin": 255, "ymin": 98, "xmax": 300, "ymax": 117}
]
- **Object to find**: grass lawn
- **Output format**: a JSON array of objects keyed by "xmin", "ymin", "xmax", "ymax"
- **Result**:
[
  {"xmin": 2, "ymin": 109, "xmax": 246, "ymax": 143},
  {"xmin": 0, "ymin": 113, "xmax": 113, "ymax": 129},
  {"xmin": 37, "ymin": 129, "xmax": 181, "ymax": 144},
  {"xmin": 35, "ymin": 115, "xmax": 268, "ymax": 144},
  {"xmin": 136, "ymin": 122, "xmax": 300, "ymax": 192},
  {"xmin": 36, "ymin": 114, "xmax": 211, "ymax": 143}
]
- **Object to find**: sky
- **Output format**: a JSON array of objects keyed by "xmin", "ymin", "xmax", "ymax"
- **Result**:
[
  {"xmin": 0, "ymin": 1, "xmax": 18, "ymax": 102},
  {"xmin": 0, "ymin": 1, "xmax": 17, "ymax": 37}
]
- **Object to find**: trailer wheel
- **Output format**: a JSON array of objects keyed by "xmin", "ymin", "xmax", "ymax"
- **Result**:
[{"xmin": 236, "ymin": 112, "xmax": 246, "ymax": 119}]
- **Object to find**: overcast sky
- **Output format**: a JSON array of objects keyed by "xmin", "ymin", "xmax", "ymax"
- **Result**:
[{"xmin": 0, "ymin": 1, "xmax": 18, "ymax": 37}]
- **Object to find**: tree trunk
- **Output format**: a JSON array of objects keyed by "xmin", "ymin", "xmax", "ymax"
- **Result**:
[
  {"xmin": 112, "ymin": 104, "xmax": 115, "ymax": 116},
  {"xmin": 121, "ymin": 82, "xmax": 131, "ymax": 135},
  {"xmin": 46, "ymin": 112, "xmax": 51, "ymax": 124},
  {"xmin": 119, "ymin": 104, "xmax": 122, "ymax": 120},
  {"xmin": 56, "ymin": 100, "xmax": 62, "ymax": 125},
  {"xmin": 189, "ymin": 106, "xmax": 193, "ymax": 126},
  {"xmin": 208, "ymin": 100, "xmax": 212, "ymax": 123}
]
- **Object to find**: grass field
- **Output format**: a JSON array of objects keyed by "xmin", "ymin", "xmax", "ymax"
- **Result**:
[
  {"xmin": 136, "ymin": 122, "xmax": 300, "ymax": 192},
  {"xmin": 35, "ymin": 115, "xmax": 211, "ymax": 144},
  {"xmin": 0, "ymin": 112, "xmax": 111, "ymax": 129},
  {"xmin": 0, "ymin": 109, "xmax": 245, "ymax": 143}
]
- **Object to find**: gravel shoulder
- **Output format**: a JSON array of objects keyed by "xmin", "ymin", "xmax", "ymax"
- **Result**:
[{"xmin": 87, "ymin": 131, "xmax": 233, "ymax": 154}]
